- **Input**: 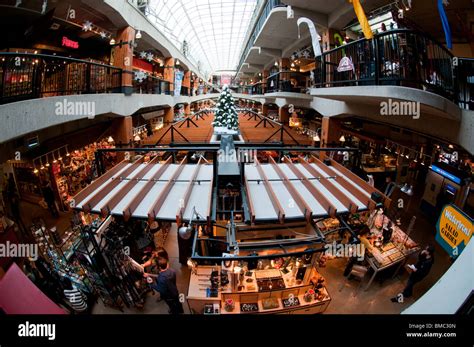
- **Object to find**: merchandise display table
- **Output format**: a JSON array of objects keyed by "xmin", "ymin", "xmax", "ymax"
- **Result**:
[{"xmin": 360, "ymin": 222, "xmax": 419, "ymax": 290}]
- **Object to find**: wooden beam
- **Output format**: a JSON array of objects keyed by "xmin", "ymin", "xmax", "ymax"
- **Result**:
[
  {"xmin": 254, "ymin": 158, "xmax": 285, "ymax": 223},
  {"xmin": 72, "ymin": 159, "xmax": 128, "ymax": 207},
  {"xmin": 310, "ymin": 155, "xmax": 376, "ymax": 211},
  {"xmin": 147, "ymin": 157, "xmax": 188, "ymax": 222},
  {"xmin": 81, "ymin": 157, "xmax": 144, "ymax": 213},
  {"xmin": 327, "ymin": 158, "xmax": 392, "ymax": 209},
  {"xmin": 282, "ymin": 157, "xmax": 337, "ymax": 218},
  {"xmin": 299, "ymin": 156, "xmax": 358, "ymax": 214},
  {"xmin": 123, "ymin": 156, "xmax": 172, "ymax": 221},
  {"xmin": 268, "ymin": 157, "xmax": 312, "ymax": 221},
  {"xmin": 176, "ymin": 158, "xmax": 203, "ymax": 224},
  {"xmin": 244, "ymin": 176, "xmax": 256, "ymax": 224},
  {"xmin": 100, "ymin": 156, "xmax": 160, "ymax": 217}
]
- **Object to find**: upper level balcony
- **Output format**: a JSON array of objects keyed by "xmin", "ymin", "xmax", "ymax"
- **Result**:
[{"xmin": 243, "ymin": 29, "xmax": 473, "ymax": 112}]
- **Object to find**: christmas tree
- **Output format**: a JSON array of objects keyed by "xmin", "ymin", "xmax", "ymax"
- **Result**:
[{"xmin": 212, "ymin": 85, "xmax": 239, "ymax": 132}]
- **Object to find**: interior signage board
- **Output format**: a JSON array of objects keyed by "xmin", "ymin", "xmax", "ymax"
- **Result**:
[{"xmin": 436, "ymin": 204, "xmax": 473, "ymax": 258}]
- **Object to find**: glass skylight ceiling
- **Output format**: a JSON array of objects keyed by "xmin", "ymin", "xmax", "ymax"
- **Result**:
[{"xmin": 146, "ymin": 0, "xmax": 259, "ymax": 77}]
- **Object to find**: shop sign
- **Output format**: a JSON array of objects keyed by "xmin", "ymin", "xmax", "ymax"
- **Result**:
[
  {"xmin": 337, "ymin": 56, "xmax": 354, "ymax": 72},
  {"xmin": 430, "ymin": 164, "xmax": 462, "ymax": 185},
  {"xmin": 435, "ymin": 204, "xmax": 473, "ymax": 258},
  {"xmin": 61, "ymin": 36, "xmax": 79, "ymax": 49}
]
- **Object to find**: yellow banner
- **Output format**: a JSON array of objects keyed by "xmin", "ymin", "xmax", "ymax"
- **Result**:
[{"xmin": 349, "ymin": 0, "xmax": 374, "ymax": 40}]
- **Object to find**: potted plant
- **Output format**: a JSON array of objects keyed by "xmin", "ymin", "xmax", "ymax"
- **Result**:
[{"xmin": 224, "ymin": 298, "xmax": 235, "ymax": 312}]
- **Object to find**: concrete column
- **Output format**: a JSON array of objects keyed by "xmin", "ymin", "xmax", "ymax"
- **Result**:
[
  {"xmin": 279, "ymin": 106, "xmax": 290, "ymax": 124},
  {"xmin": 112, "ymin": 27, "xmax": 135, "ymax": 95},
  {"xmin": 164, "ymin": 107, "xmax": 174, "ymax": 123},
  {"xmin": 261, "ymin": 103, "xmax": 269, "ymax": 115},
  {"xmin": 182, "ymin": 71, "xmax": 191, "ymax": 95},
  {"xmin": 280, "ymin": 58, "xmax": 291, "ymax": 82},
  {"xmin": 164, "ymin": 57, "xmax": 175, "ymax": 94},
  {"xmin": 320, "ymin": 116, "xmax": 342, "ymax": 159},
  {"xmin": 262, "ymin": 70, "xmax": 269, "ymax": 94},
  {"xmin": 184, "ymin": 103, "xmax": 191, "ymax": 117}
]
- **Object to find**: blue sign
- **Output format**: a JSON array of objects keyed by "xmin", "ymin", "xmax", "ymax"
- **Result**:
[{"xmin": 430, "ymin": 165, "xmax": 462, "ymax": 185}]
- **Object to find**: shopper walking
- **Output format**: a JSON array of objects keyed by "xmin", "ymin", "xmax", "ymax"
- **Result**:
[
  {"xmin": 41, "ymin": 182, "xmax": 59, "ymax": 218},
  {"xmin": 148, "ymin": 249, "xmax": 184, "ymax": 314},
  {"xmin": 391, "ymin": 245, "xmax": 435, "ymax": 302},
  {"xmin": 62, "ymin": 277, "xmax": 88, "ymax": 313}
]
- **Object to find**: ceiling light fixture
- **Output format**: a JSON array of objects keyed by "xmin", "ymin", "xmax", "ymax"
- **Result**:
[{"xmin": 135, "ymin": 30, "xmax": 142, "ymax": 39}]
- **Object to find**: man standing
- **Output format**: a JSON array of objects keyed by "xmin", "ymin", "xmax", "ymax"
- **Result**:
[
  {"xmin": 149, "ymin": 249, "xmax": 184, "ymax": 314},
  {"xmin": 41, "ymin": 182, "xmax": 59, "ymax": 218},
  {"xmin": 391, "ymin": 245, "xmax": 435, "ymax": 302}
]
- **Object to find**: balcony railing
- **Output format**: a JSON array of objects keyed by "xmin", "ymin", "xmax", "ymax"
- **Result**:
[
  {"xmin": 313, "ymin": 29, "xmax": 456, "ymax": 103},
  {"xmin": 456, "ymin": 58, "xmax": 474, "ymax": 110},
  {"xmin": 0, "ymin": 53, "xmax": 122, "ymax": 104},
  {"xmin": 267, "ymin": 71, "xmax": 308, "ymax": 94},
  {"xmin": 133, "ymin": 74, "xmax": 171, "ymax": 95}
]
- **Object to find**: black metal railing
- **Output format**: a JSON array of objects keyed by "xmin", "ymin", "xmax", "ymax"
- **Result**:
[
  {"xmin": 313, "ymin": 29, "xmax": 455, "ymax": 102},
  {"xmin": 132, "ymin": 74, "xmax": 171, "ymax": 95},
  {"xmin": 249, "ymin": 82, "xmax": 264, "ymax": 95},
  {"xmin": 267, "ymin": 71, "xmax": 308, "ymax": 93},
  {"xmin": 456, "ymin": 58, "xmax": 474, "ymax": 110},
  {"xmin": 0, "ymin": 52, "xmax": 122, "ymax": 104}
]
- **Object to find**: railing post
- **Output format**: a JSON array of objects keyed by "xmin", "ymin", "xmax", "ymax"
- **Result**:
[
  {"xmin": 374, "ymin": 35, "xmax": 380, "ymax": 86},
  {"xmin": 86, "ymin": 63, "xmax": 91, "ymax": 93}
]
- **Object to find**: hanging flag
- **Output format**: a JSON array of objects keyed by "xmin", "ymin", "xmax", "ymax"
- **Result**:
[
  {"xmin": 349, "ymin": 0, "xmax": 373, "ymax": 39},
  {"xmin": 296, "ymin": 17, "xmax": 322, "ymax": 57},
  {"xmin": 438, "ymin": 0, "xmax": 452, "ymax": 49}
]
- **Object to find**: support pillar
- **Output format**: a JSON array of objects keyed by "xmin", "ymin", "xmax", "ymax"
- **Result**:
[
  {"xmin": 164, "ymin": 57, "xmax": 175, "ymax": 95},
  {"xmin": 112, "ymin": 116, "xmax": 133, "ymax": 160},
  {"xmin": 182, "ymin": 70, "xmax": 191, "ymax": 96},
  {"xmin": 112, "ymin": 27, "xmax": 135, "ymax": 95},
  {"xmin": 320, "ymin": 116, "xmax": 342, "ymax": 159},
  {"xmin": 164, "ymin": 106, "xmax": 174, "ymax": 124},
  {"xmin": 279, "ymin": 106, "xmax": 290, "ymax": 124},
  {"xmin": 262, "ymin": 70, "xmax": 269, "ymax": 94}
]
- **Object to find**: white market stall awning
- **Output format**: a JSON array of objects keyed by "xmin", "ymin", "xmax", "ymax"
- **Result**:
[
  {"xmin": 244, "ymin": 155, "xmax": 389, "ymax": 223},
  {"xmin": 72, "ymin": 156, "xmax": 213, "ymax": 223}
]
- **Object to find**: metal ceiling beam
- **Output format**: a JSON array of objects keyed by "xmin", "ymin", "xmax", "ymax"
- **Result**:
[
  {"xmin": 268, "ymin": 156, "xmax": 312, "ymax": 221},
  {"xmin": 310, "ymin": 155, "xmax": 376, "ymax": 211},
  {"xmin": 176, "ymin": 157, "xmax": 203, "ymax": 224},
  {"xmin": 123, "ymin": 156, "xmax": 172, "ymax": 221},
  {"xmin": 81, "ymin": 156, "xmax": 144, "ymax": 213},
  {"xmin": 148, "ymin": 157, "xmax": 188, "ymax": 222},
  {"xmin": 282, "ymin": 156, "xmax": 337, "ymax": 217},
  {"xmin": 298, "ymin": 156, "xmax": 358, "ymax": 214},
  {"xmin": 72, "ymin": 159, "xmax": 129, "ymax": 207},
  {"xmin": 327, "ymin": 157, "xmax": 391, "ymax": 209},
  {"xmin": 99, "ymin": 156, "xmax": 161, "ymax": 217},
  {"xmin": 254, "ymin": 157, "xmax": 285, "ymax": 223}
]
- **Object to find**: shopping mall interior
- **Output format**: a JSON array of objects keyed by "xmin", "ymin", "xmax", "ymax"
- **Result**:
[{"xmin": 0, "ymin": 0, "xmax": 472, "ymax": 317}]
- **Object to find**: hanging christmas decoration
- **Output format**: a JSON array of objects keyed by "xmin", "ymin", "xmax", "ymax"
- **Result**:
[
  {"xmin": 437, "ymin": 0, "xmax": 452, "ymax": 49},
  {"xmin": 82, "ymin": 20, "xmax": 93, "ymax": 32},
  {"xmin": 134, "ymin": 70, "xmax": 148, "ymax": 83},
  {"xmin": 146, "ymin": 52, "xmax": 154, "ymax": 62},
  {"xmin": 296, "ymin": 18, "xmax": 322, "ymax": 57},
  {"xmin": 139, "ymin": 51, "xmax": 147, "ymax": 59},
  {"xmin": 99, "ymin": 31, "xmax": 107, "ymax": 39}
]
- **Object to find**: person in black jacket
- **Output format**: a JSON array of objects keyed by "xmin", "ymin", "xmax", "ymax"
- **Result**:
[
  {"xmin": 391, "ymin": 245, "xmax": 435, "ymax": 302},
  {"xmin": 41, "ymin": 182, "xmax": 59, "ymax": 218}
]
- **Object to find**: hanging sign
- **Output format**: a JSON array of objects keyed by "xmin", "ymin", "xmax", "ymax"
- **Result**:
[
  {"xmin": 337, "ymin": 56, "xmax": 355, "ymax": 72},
  {"xmin": 436, "ymin": 204, "xmax": 473, "ymax": 258},
  {"xmin": 61, "ymin": 36, "xmax": 79, "ymax": 49}
]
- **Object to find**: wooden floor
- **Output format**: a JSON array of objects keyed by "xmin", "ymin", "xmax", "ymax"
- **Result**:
[{"xmin": 143, "ymin": 113, "xmax": 312, "ymax": 146}]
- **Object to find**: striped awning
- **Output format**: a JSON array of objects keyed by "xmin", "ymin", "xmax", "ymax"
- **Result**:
[
  {"xmin": 244, "ymin": 155, "xmax": 388, "ymax": 223},
  {"xmin": 71, "ymin": 156, "xmax": 214, "ymax": 222}
]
